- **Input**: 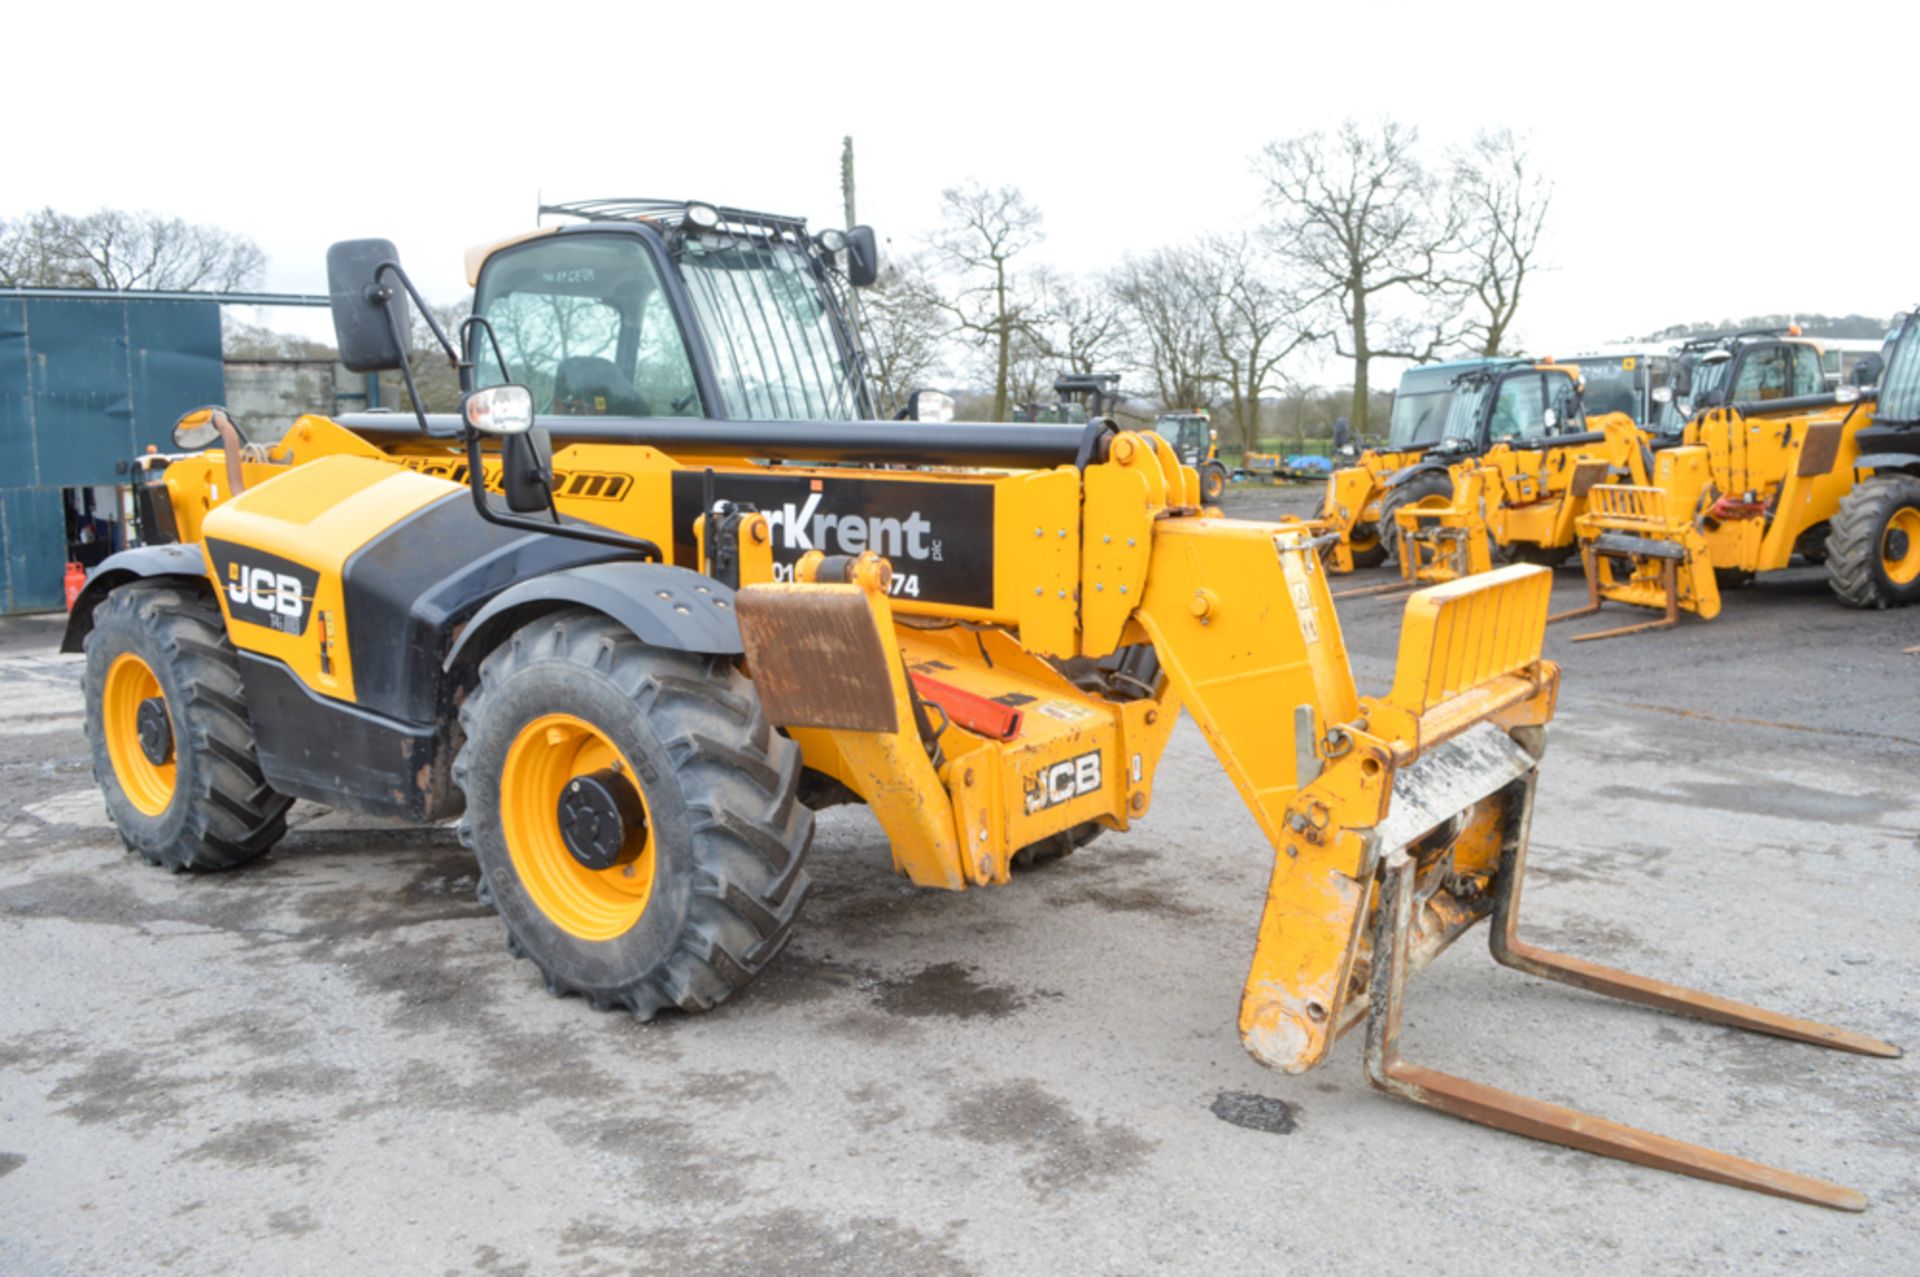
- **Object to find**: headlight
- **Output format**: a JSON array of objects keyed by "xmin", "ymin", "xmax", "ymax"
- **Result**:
[
  {"xmin": 685, "ymin": 203, "xmax": 722, "ymax": 232},
  {"xmin": 816, "ymin": 228, "xmax": 848, "ymax": 254}
]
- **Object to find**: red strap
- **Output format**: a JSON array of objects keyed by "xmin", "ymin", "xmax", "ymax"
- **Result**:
[{"xmin": 909, "ymin": 672, "xmax": 1023, "ymax": 740}]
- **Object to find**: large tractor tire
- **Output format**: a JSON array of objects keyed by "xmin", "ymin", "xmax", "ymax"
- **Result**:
[
  {"xmin": 1826, "ymin": 475, "xmax": 1920, "ymax": 609},
  {"xmin": 1377, "ymin": 470, "xmax": 1453, "ymax": 566},
  {"xmin": 1323, "ymin": 493, "xmax": 1389, "ymax": 569},
  {"xmin": 82, "ymin": 583, "xmax": 292, "ymax": 872},
  {"xmin": 1198, "ymin": 461, "xmax": 1229, "ymax": 505},
  {"xmin": 455, "ymin": 609, "xmax": 812, "ymax": 1018}
]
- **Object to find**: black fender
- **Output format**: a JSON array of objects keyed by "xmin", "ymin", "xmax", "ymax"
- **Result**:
[
  {"xmin": 444, "ymin": 561, "xmax": 745, "ymax": 677},
  {"xmin": 60, "ymin": 543, "xmax": 209, "ymax": 653},
  {"xmin": 1858, "ymin": 453, "xmax": 1920, "ymax": 475},
  {"xmin": 1383, "ymin": 458, "xmax": 1456, "ymax": 492}
]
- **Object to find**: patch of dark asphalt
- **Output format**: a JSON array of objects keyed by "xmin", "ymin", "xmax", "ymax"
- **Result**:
[
  {"xmin": 937, "ymin": 1078, "xmax": 1153, "ymax": 1198},
  {"xmin": 558, "ymin": 1208, "xmax": 974, "ymax": 1277},
  {"xmin": 186, "ymin": 1117, "xmax": 323, "ymax": 1170},
  {"xmin": 267, "ymin": 1206, "xmax": 320, "ymax": 1238},
  {"xmin": 871, "ymin": 962, "xmax": 1031, "ymax": 1020},
  {"xmin": 1597, "ymin": 780, "xmax": 1898, "ymax": 825},
  {"xmin": 1210, "ymin": 1091, "xmax": 1298, "ymax": 1135},
  {"xmin": 0, "ymin": 1152, "xmax": 24, "ymax": 1178},
  {"xmin": 545, "ymin": 1111, "xmax": 754, "ymax": 1208},
  {"xmin": 46, "ymin": 1047, "xmax": 199, "ymax": 1134}
]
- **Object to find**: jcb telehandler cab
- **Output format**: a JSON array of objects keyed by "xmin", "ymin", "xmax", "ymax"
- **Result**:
[{"xmin": 64, "ymin": 199, "xmax": 1898, "ymax": 1209}]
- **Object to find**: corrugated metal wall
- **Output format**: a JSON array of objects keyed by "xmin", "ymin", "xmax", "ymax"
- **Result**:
[{"xmin": 0, "ymin": 296, "xmax": 224, "ymax": 611}]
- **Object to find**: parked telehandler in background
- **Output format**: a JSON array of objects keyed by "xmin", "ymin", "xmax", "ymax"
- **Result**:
[
  {"xmin": 65, "ymin": 199, "xmax": 1898, "ymax": 1210},
  {"xmin": 1553, "ymin": 314, "xmax": 1920, "ymax": 638},
  {"xmin": 1155, "ymin": 408, "xmax": 1230, "ymax": 502}
]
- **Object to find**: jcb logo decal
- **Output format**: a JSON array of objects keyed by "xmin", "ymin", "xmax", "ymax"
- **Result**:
[
  {"xmin": 206, "ymin": 540, "xmax": 319, "ymax": 636},
  {"xmin": 397, "ymin": 457, "xmax": 633, "ymax": 501},
  {"xmin": 1024, "ymin": 750, "xmax": 1102, "ymax": 814}
]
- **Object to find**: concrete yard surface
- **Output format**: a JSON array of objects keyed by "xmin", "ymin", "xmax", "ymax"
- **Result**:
[{"xmin": 2, "ymin": 489, "xmax": 1917, "ymax": 1275}]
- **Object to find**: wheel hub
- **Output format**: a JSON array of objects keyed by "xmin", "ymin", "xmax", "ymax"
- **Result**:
[
  {"xmin": 136, "ymin": 696, "xmax": 173, "ymax": 766},
  {"xmin": 1885, "ymin": 526, "xmax": 1911, "ymax": 565},
  {"xmin": 556, "ymin": 768, "xmax": 647, "ymax": 871}
]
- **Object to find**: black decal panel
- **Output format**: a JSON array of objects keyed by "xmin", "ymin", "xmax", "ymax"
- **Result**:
[
  {"xmin": 670, "ymin": 472, "xmax": 995, "ymax": 608},
  {"xmin": 205, "ymin": 539, "xmax": 321, "ymax": 636}
]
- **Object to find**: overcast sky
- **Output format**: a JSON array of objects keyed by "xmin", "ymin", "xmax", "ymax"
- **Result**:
[{"xmin": 9, "ymin": 1, "xmax": 1915, "ymax": 384}]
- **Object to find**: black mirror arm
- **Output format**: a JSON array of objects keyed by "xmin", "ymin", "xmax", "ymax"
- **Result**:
[{"xmin": 458, "ymin": 430, "xmax": 664, "ymax": 560}]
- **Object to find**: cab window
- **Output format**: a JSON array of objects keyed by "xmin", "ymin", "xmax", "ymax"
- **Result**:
[
  {"xmin": 1730, "ymin": 345, "xmax": 1821, "ymax": 403},
  {"xmin": 1488, "ymin": 374, "xmax": 1547, "ymax": 440},
  {"xmin": 473, "ymin": 233, "xmax": 703, "ymax": 418}
]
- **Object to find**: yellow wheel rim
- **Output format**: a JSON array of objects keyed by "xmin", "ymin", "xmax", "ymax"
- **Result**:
[
  {"xmin": 103, "ymin": 653, "xmax": 176, "ymax": 817},
  {"xmin": 1884, "ymin": 508, "xmax": 1920, "ymax": 585},
  {"xmin": 499, "ymin": 713, "xmax": 657, "ymax": 942}
]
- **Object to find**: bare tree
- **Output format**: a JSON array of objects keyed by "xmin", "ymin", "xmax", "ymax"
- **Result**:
[
  {"xmin": 1198, "ymin": 233, "xmax": 1316, "ymax": 455},
  {"xmin": 1454, "ymin": 129, "xmax": 1550, "ymax": 356},
  {"xmin": 1029, "ymin": 267, "xmax": 1124, "ymax": 374},
  {"xmin": 927, "ymin": 183, "xmax": 1044, "ymax": 422},
  {"xmin": 0, "ymin": 207, "xmax": 265, "ymax": 291},
  {"xmin": 856, "ymin": 256, "xmax": 947, "ymax": 415},
  {"xmin": 1112, "ymin": 248, "xmax": 1225, "ymax": 413},
  {"xmin": 1256, "ymin": 120, "xmax": 1462, "ymax": 436}
]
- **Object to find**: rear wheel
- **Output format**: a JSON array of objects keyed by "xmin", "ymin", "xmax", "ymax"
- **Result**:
[
  {"xmin": 1827, "ymin": 475, "xmax": 1920, "ymax": 609},
  {"xmin": 1378, "ymin": 471, "xmax": 1453, "ymax": 566},
  {"xmin": 456, "ymin": 609, "xmax": 812, "ymax": 1017},
  {"xmin": 1198, "ymin": 461, "xmax": 1228, "ymax": 504},
  {"xmin": 82, "ymin": 583, "xmax": 291, "ymax": 871}
]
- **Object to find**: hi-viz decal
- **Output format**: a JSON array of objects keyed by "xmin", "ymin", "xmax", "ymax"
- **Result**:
[
  {"xmin": 204, "ymin": 539, "xmax": 320, "ymax": 636},
  {"xmin": 670, "ymin": 472, "xmax": 995, "ymax": 608}
]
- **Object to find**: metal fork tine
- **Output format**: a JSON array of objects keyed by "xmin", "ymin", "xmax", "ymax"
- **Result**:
[
  {"xmin": 1490, "ymin": 776, "xmax": 1901, "ymax": 1057},
  {"xmin": 1364, "ymin": 849, "xmax": 1871, "ymax": 1212}
]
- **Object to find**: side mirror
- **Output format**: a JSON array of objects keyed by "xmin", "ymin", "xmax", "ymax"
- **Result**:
[
  {"xmin": 501, "ymin": 429, "xmax": 554, "ymax": 514},
  {"xmin": 172, "ymin": 405, "xmax": 231, "ymax": 451},
  {"xmin": 463, "ymin": 384, "xmax": 535, "ymax": 436},
  {"xmin": 1851, "ymin": 353, "xmax": 1884, "ymax": 388},
  {"xmin": 907, "ymin": 388, "xmax": 954, "ymax": 423},
  {"xmin": 1671, "ymin": 365, "xmax": 1693, "ymax": 398},
  {"xmin": 845, "ymin": 226, "xmax": 880, "ymax": 288},
  {"xmin": 326, "ymin": 238, "xmax": 412, "ymax": 373},
  {"xmin": 1332, "ymin": 416, "xmax": 1353, "ymax": 450}
]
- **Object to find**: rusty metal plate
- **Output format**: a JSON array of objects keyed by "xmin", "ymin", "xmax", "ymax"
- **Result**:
[
  {"xmin": 1796, "ymin": 420, "xmax": 1845, "ymax": 477},
  {"xmin": 1568, "ymin": 459, "xmax": 1609, "ymax": 498},
  {"xmin": 735, "ymin": 585, "xmax": 899, "ymax": 733}
]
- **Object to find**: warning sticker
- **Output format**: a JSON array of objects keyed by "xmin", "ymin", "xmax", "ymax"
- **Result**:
[{"xmin": 1037, "ymin": 701, "xmax": 1095, "ymax": 722}]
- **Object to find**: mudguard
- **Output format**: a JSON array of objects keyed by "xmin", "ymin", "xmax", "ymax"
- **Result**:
[
  {"xmin": 444, "ymin": 561, "xmax": 745, "ymax": 675},
  {"xmin": 60, "ymin": 544, "xmax": 208, "ymax": 653}
]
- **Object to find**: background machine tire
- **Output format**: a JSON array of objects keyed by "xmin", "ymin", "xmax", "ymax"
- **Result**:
[
  {"xmin": 1376, "ymin": 470, "xmax": 1453, "ymax": 566},
  {"xmin": 1826, "ymin": 475, "xmax": 1920, "ymax": 609},
  {"xmin": 456, "ymin": 609, "xmax": 813, "ymax": 1018},
  {"xmin": 82, "ymin": 583, "xmax": 292, "ymax": 872},
  {"xmin": 1199, "ymin": 461, "xmax": 1229, "ymax": 504}
]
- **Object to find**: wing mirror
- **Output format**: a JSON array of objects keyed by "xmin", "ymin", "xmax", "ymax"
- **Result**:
[
  {"xmin": 906, "ymin": 388, "xmax": 954, "ymax": 423},
  {"xmin": 463, "ymin": 384, "xmax": 535, "ymax": 436},
  {"xmin": 845, "ymin": 226, "xmax": 880, "ymax": 288},
  {"xmin": 326, "ymin": 239, "xmax": 412, "ymax": 373}
]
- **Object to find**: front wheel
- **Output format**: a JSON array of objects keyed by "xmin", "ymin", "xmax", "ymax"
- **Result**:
[
  {"xmin": 82, "ymin": 583, "xmax": 291, "ymax": 872},
  {"xmin": 1825, "ymin": 476, "xmax": 1920, "ymax": 609},
  {"xmin": 1198, "ymin": 461, "xmax": 1228, "ymax": 504},
  {"xmin": 1378, "ymin": 471, "xmax": 1453, "ymax": 567},
  {"xmin": 455, "ymin": 610, "xmax": 812, "ymax": 1018}
]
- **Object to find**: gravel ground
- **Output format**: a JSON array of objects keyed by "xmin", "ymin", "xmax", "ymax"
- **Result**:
[{"xmin": 2, "ymin": 482, "xmax": 1916, "ymax": 1275}]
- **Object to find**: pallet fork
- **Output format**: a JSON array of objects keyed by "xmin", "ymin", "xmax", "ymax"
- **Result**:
[{"xmin": 1549, "ymin": 483, "xmax": 1721, "ymax": 640}]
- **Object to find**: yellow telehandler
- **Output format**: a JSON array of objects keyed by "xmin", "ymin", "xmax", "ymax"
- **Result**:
[
  {"xmin": 64, "ymin": 200, "xmax": 1898, "ymax": 1209},
  {"xmin": 1553, "ymin": 317, "xmax": 1920, "ymax": 638}
]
